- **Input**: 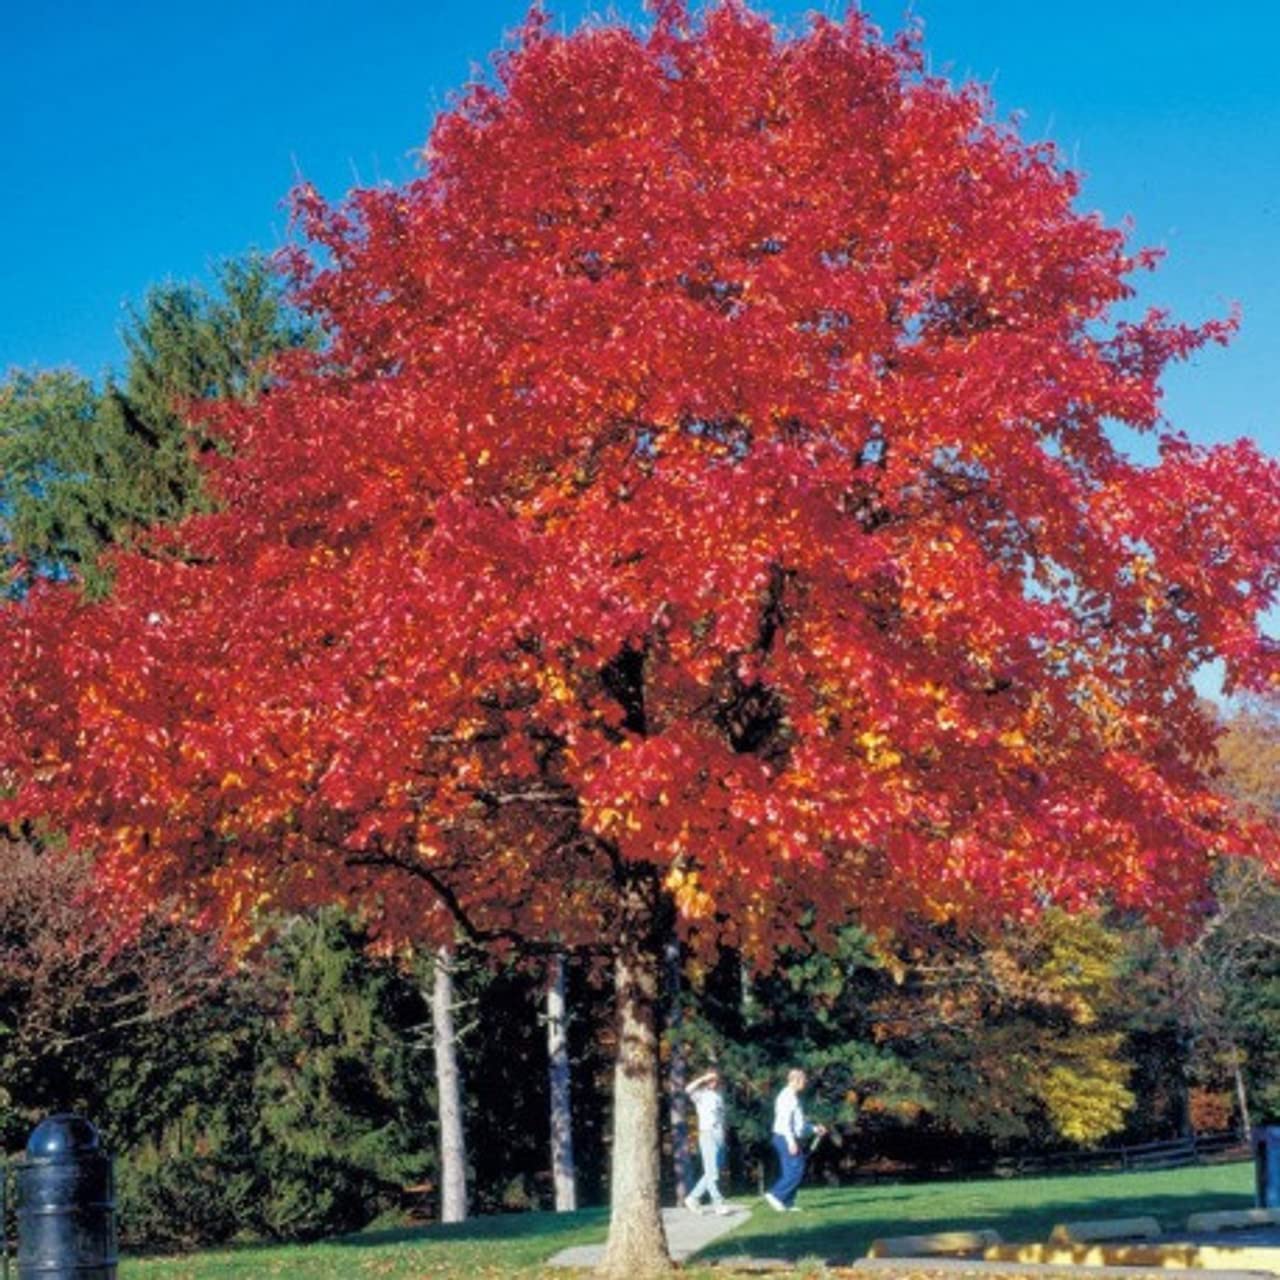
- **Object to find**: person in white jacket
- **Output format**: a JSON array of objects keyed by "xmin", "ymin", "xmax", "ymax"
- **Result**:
[{"xmin": 765, "ymin": 1068, "xmax": 825, "ymax": 1211}]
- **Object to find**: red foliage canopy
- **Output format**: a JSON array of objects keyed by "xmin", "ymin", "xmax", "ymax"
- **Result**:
[{"xmin": 3, "ymin": 3, "xmax": 1278, "ymax": 960}]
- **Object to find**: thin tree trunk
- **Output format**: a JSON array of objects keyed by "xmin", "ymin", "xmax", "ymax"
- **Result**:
[
  {"xmin": 432, "ymin": 944, "xmax": 468, "ymax": 1223},
  {"xmin": 599, "ymin": 874, "xmax": 671, "ymax": 1278},
  {"xmin": 665, "ymin": 937, "xmax": 692, "ymax": 1202},
  {"xmin": 1177, "ymin": 1026, "xmax": 1196, "ymax": 1139},
  {"xmin": 1231, "ymin": 1044, "xmax": 1253, "ymax": 1138},
  {"xmin": 547, "ymin": 951, "xmax": 578, "ymax": 1212}
]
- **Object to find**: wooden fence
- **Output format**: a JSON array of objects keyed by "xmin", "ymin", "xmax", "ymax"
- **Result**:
[
  {"xmin": 837, "ymin": 1129, "xmax": 1252, "ymax": 1185},
  {"xmin": 991, "ymin": 1129, "xmax": 1251, "ymax": 1177}
]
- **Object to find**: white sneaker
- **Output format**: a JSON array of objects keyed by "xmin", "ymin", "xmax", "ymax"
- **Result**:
[
  {"xmin": 764, "ymin": 1192, "xmax": 785, "ymax": 1212},
  {"xmin": 684, "ymin": 1194, "xmax": 702, "ymax": 1214},
  {"xmin": 713, "ymin": 1203, "xmax": 734, "ymax": 1215}
]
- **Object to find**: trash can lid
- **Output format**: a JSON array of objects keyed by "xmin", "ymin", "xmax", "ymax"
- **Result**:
[{"xmin": 26, "ymin": 1114, "xmax": 102, "ymax": 1159}]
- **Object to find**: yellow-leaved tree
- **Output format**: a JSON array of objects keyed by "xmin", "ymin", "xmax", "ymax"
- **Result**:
[{"xmin": 876, "ymin": 910, "xmax": 1134, "ymax": 1145}]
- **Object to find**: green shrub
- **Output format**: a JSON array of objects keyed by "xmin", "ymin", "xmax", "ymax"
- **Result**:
[
  {"xmin": 117, "ymin": 1151, "xmax": 258, "ymax": 1250},
  {"xmin": 250, "ymin": 1152, "xmax": 386, "ymax": 1241}
]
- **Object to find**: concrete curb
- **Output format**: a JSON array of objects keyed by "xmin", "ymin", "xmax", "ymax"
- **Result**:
[
  {"xmin": 1049, "ymin": 1216, "xmax": 1162, "ymax": 1244},
  {"xmin": 855, "ymin": 1258, "xmax": 1274, "ymax": 1278},
  {"xmin": 984, "ymin": 1241, "xmax": 1280, "ymax": 1274},
  {"xmin": 1190, "ymin": 1211, "xmax": 1280, "ymax": 1234},
  {"xmin": 867, "ymin": 1229, "xmax": 1002, "ymax": 1258}
]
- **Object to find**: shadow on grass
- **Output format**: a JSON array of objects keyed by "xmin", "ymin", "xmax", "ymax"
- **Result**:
[
  {"xmin": 330, "ymin": 1205, "xmax": 610, "ymax": 1250},
  {"xmin": 700, "ymin": 1180, "xmax": 1257, "ymax": 1265}
]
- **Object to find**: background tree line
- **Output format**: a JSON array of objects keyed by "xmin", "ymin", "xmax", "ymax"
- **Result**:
[
  {"xmin": 3, "ymin": 829, "xmax": 1278, "ymax": 1250},
  {"xmin": 1, "ymin": 256, "xmax": 1277, "ymax": 1252}
]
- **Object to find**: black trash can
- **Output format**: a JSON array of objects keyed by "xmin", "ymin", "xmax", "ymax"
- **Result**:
[
  {"xmin": 1256, "ymin": 1125, "xmax": 1280, "ymax": 1209},
  {"xmin": 15, "ymin": 1116, "xmax": 116, "ymax": 1279}
]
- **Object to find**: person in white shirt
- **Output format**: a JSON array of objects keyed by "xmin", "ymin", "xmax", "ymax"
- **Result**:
[
  {"xmin": 765, "ymin": 1067, "xmax": 825, "ymax": 1211},
  {"xmin": 684, "ymin": 1067, "xmax": 732, "ymax": 1214}
]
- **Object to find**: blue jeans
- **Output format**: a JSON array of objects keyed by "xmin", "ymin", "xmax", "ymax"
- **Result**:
[
  {"xmin": 686, "ymin": 1136, "xmax": 727, "ymax": 1203},
  {"xmin": 688, "ymin": 1131, "xmax": 725, "ymax": 1205},
  {"xmin": 769, "ymin": 1134, "xmax": 806, "ymax": 1206}
]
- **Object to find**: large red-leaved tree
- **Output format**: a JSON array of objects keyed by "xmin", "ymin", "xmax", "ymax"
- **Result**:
[{"xmin": 3, "ymin": 4, "xmax": 1278, "ymax": 1273}]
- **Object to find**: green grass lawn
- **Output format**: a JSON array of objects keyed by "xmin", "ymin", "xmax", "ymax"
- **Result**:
[
  {"xmin": 119, "ymin": 1207, "xmax": 611, "ymax": 1278},
  {"xmin": 119, "ymin": 1159, "xmax": 1255, "ymax": 1277},
  {"xmin": 699, "ymin": 1158, "xmax": 1256, "ymax": 1266}
]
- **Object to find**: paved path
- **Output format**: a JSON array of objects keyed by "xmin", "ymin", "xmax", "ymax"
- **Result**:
[{"xmin": 547, "ymin": 1203, "xmax": 751, "ymax": 1268}]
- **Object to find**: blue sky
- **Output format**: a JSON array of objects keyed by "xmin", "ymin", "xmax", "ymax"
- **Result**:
[{"xmin": 3, "ymin": 0, "xmax": 1277, "ymax": 465}]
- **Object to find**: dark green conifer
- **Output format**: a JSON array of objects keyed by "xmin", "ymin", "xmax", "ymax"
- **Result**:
[{"xmin": 0, "ymin": 255, "xmax": 309, "ymax": 597}]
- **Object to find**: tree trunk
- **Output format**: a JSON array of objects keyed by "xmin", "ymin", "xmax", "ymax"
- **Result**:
[
  {"xmin": 432, "ymin": 944, "xmax": 469, "ymax": 1223},
  {"xmin": 664, "ymin": 936, "xmax": 692, "ymax": 1202},
  {"xmin": 1177, "ymin": 1025, "xmax": 1196, "ymax": 1139},
  {"xmin": 599, "ymin": 875, "xmax": 672, "ymax": 1278},
  {"xmin": 547, "ymin": 951, "xmax": 578, "ymax": 1212},
  {"xmin": 1231, "ymin": 1044, "xmax": 1253, "ymax": 1138}
]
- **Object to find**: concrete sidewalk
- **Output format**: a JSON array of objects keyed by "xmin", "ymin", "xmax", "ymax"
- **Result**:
[{"xmin": 547, "ymin": 1203, "xmax": 751, "ymax": 1268}]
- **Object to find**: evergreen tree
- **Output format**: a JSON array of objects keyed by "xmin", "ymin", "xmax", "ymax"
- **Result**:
[
  {"xmin": 121, "ymin": 255, "xmax": 309, "ymax": 441},
  {"xmin": 248, "ymin": 910, "xmax": 438, "ymax": 1239},
  {"xmin": 0, "ymin": 255, "xmax": 308, "ymax": 597},
  {"xmin": 89, "ymin": 910, "xmax": 440, "ymax": 1248},
  {"xmin": 671, "ymin": 932, "xmax": 923, "ymax": 1189},
  {"xmin": 0, "ymin": 371, "xmax": 144, "ymax": 596},
  {"xmin": 1231, "ymin": 945, "xmax": 1280, "ymax": 1125}
]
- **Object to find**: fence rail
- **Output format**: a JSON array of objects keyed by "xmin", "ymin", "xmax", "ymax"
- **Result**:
[
  {"xmin": 994, "ymin": 1129, "xmax": 1250, "ymax": 1177},
  {"xmin": 842, "ymin": 1129, "xmax": 1251, "ymax": 1185}
]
